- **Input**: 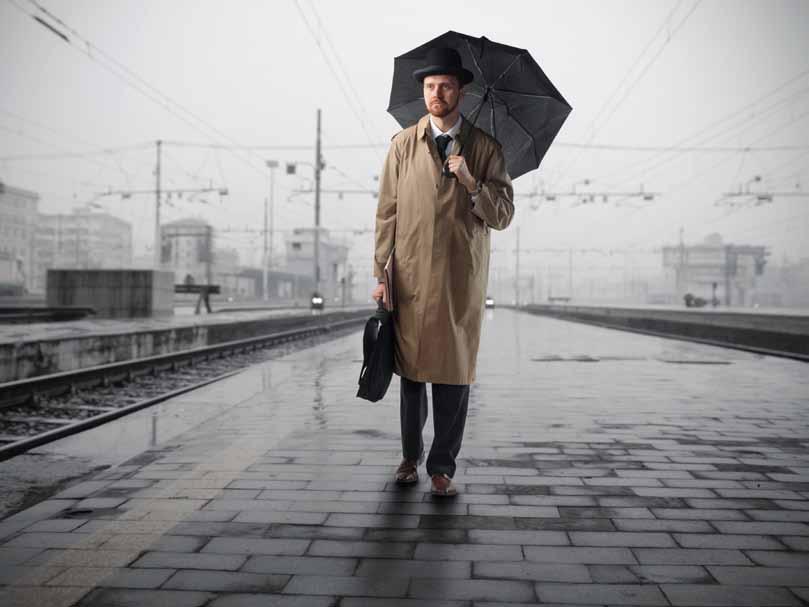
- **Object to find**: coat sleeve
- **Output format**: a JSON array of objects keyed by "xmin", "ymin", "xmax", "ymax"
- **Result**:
[
  {"xmin": 469, "ymin": 143, "xmax": 514, "ymax": 231},
  {"xmin": 373, "ymin": 138, "xmax": 400, "ymax": 280}
]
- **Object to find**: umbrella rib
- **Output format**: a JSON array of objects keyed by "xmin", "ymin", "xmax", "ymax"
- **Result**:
[
  {"xmin": 489, "ymin": 90, "xmax": 539, "ymax": 166},
  {"xmin": 492, "ymin": 89, "xmax": 560, "ymax": 102},
  {"xmin": 490, "ymin": 52, "xmax": 527, "ymax": 88},
  {"xmin": 464, "ymin": 38, "xmax": 490, "ymax": 87}
]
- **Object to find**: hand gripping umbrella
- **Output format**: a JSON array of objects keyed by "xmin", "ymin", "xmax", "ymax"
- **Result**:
[{"xmin": 387, "ymin": 31, "xmax": 572, "ymax": 180}]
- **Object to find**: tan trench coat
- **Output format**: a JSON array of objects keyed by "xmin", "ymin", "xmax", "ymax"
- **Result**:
[{"xmin": 374, "ymin": 114, "xmax": 514, "ymax": 385}]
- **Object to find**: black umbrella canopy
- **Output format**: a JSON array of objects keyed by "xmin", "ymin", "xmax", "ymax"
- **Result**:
[{"xmin": 387, "ymin": 31, "xmax": 572, "ymax": 180}]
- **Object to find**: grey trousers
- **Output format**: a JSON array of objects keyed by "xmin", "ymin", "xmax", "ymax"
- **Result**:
[{"xmin": 400, "ymin": 376, "xmax": 470, "ymax": 478}]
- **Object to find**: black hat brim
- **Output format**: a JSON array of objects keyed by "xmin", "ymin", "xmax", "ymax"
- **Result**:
[{"xmin": 413, "ymin": 65, "xmax": 474, "ymax": 86}]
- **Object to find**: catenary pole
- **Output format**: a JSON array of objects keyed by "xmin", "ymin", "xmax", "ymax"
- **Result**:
[
  {"xmin": 154, "ymin": 139, "xmax": 162, "ymax": 268},
  {"xmin": 314, "ymin": 109, "xmax": 322, "ymax": 294}
]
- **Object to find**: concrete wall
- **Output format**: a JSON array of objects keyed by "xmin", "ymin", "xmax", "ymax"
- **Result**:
[
  {"xmin": 46, "ymin": 270, "xmax": 174, "ymax": 318},
  {"xmin": 0, "ymin": 308, "xmax": 369, "ymax": 382},
  {"xmin": 520, "ymin": 304, "xmax": 809, "ymax": 360}
]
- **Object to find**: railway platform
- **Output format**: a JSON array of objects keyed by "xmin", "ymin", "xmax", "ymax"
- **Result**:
[{"xmin": 0, "ymin": 308, "xmax": 808, "ymax": 606}]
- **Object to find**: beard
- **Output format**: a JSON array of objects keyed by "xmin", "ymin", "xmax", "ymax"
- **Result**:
[{"xmin": 427, "ymin": 96, "xmax": 459, "ymax": 118}]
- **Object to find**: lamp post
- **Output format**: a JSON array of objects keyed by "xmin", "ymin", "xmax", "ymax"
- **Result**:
[{"xmin": 264, "ymin": 160, "xmax": 279, "ymax": 302}]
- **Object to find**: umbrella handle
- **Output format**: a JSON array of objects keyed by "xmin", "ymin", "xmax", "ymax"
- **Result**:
[{"xmin": 442, "ymin": 140, "xmax": 465, "ymax": 179}]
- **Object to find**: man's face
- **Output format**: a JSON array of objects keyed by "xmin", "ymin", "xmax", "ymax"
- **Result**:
[{"xmin": 423, "ymin": 74, "xmax": 463, "ymax": 118}]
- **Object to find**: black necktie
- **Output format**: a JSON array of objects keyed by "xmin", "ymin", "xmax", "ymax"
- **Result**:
[{"xmin": 436, "ymin": 134, "xmax": 452, "ymax": 163}]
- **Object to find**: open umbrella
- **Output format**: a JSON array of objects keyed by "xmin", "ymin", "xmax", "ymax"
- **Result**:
[{"xmin": 387, "ymin": 31, "xmax": 572, "ymax": 180}]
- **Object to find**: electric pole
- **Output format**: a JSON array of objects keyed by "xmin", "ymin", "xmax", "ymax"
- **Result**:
[
  {"xmin": 568, "ymin": 247, "xmax": 573, "ymax": 299},
  {"xmin": 314, "ymin": 108, "xmax": 322, "ymax": 295},
  {"xmin": 264, "ymin": 160, "xmax": 278, "ymax": 301},
  {"xmin": 515, "ymin": 226, "xmax": 520, "ymax": 306},
  {"xmin": 154, "ymin": 139, "xmax": 162, "ymax": 268}
]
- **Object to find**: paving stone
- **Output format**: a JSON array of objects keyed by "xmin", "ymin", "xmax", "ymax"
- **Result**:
[
  {"xmin": 25, "ymin": 548, "xmax": 139, "ymax": 567},
  {"xmin": 414, "ymin": 542, "xmax": 523, "ymax": 561},
  {"xmin": 409, "ymin": 578, "xmax": 535, "ymax": 602},
  {"xmin": 510, "ymin": 495, "xmax": 595, "ymax": 507},
  {"xmin": 467, "ymin": 529, "xmax": 569, "ymax": 545},
  {"xmin": 559, "ymin": 506, "xmax": 654, "ymax": 519},
  {"xmin": 536, "ymin": 583, "xmax": 668, "ymax": 605},
  {"xmin": 364, "ymin": 528, "xmax": 467, "ymax": 543},
  {"xmin": 673, "ymin": 533, "xmax": 786, "ymax": 550},
  {"xmin": 626, "ymin": 564, "xmax": 712, "ymax": 584},
  {"xmin": 598, "ymin": 496, "xmax": 685, "ymax": 508},
  {"xmin": 651, "ymin": 507, "xmax": 748, "ymax": 520},
  {"xmin": 202, "ymin": 537, "xmax": 310, "ymax": 555},
  {"xmin": 163, "ymin": 570, "xmax": 290, "ymax": 592},
  {"xmin": 746, "ymin": 509, "xmax": 809, "ymax": 522},
  {"xmin": 660, "ymin": 584, "xmax": 802, "ymax": 606},
  {"xmin": 243, "ymin": 555, "xmax": 357, "ymax": 576},
  {"xmin": 686, "ymin": 498, "xmax": 771, "ymax": 509},
  {"xmin": 708, "ymin": 565, "xmax": 809, "ymax": 586},
  {"xmin": 133, "ymin": 551, "xmax": 247, "ymax": 570},
  {"xmin": 267, "ymin": 524, "xmax": 365, "ymax": 541},
  {"xmin": 418, "ymin": 514, "xmax": 516, "ymax": 529},
  {"xmin": 475, "ymin": 561, "xmax": 591, "ymax": 582},
  {"xmin": 569, "ymin": 531, "xmax": 675, "ymax": 547},
  {"xmin": 468, "ymin": 504, "xmax": 559, "ymax": 517},
  {"xmin": 523, "ymin": 546, "xmax": 637, "ymax": 564},
  {"xmin": 168, "ymin": 522, "xmax": 269, "ymax": 537},
  {"xmin": 3, "ymin": 532, "xmax": 91, "ymax": 549},
  {"xmin": 586, "ymin": 564, "xmax": 639, "ymax": 583},
  {"xmin": 514, "ymin": 517, "xmax": 615, "ymax": 531},
  {"xmin": 717, "ymin": 489, "xmax": 804, "ymax": 500},
  {"xmin": 77, "ymin": 587, "xmax": 214, "ymax": 606},
  {"xmin": 323, "ymin": 513, "xmax": 420, "ymax": 528},
  {"xmin": 779, "ymin": 536, "xmax": 809, "ymax": 551},
  {"xmin": 308, "ymin": 539, "xmax": 414, "ymax": 559},
  {"xmin": 712, "ymin": 521, "xmax": 809, "ymax": 535},
  {"xmin": 633, "ymin": 487, "xmax": 718, "ymax": 498},
  {"xmin": 234, "ymin": 511, "xmax": 329, "ymax": 525},
  {"xmin": 633, "ymin": 548, "xmax": 753, "ymax": 565},
  {"xmin": 613, "ymin": 518, "xmax": 713, "ymax": 533},
  {"xmin": 0, "ymin": 564, "xmax": 65, "ymax": 585},
  {"xmin": 46, "ymin": 566, "xmax": 175, "ymax": 589},
  {"xmin": 0, "ymin": 586, "xmax": 92, "ymax": 607},
  {"xmin": 0, "ymin": 546, "xmax": 43, "ymax": 565},
  {"xmin": 283, "ymin": 574, "xmax": 409, "ymax": 597},
  {"xmin": 357, "ymin": 558, "xmax": 470, "ymax": 578},
  {"xmin": 100, "ymin": 534, "xmax": 206, "ymax": 553},
  {"xmin": 377, "ymin": 501, "xmax": 468, "ymax": 516},
  {"xmin": 208, "ymin": 594, "xmax": 336, "ymax": 607},
  {"xmin": 24, "ymin": 518, "xmax": 88, "ymax": 533}
]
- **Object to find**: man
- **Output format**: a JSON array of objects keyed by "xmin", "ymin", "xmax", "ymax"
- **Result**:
[{"xmin": 372, "ymin": 46, "xmax": 514, "ymax": 496}]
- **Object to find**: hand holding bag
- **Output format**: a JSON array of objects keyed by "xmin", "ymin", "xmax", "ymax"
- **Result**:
[{"xmin": 356, "ymin": 251, "xmax": 395, "ymax": 402}]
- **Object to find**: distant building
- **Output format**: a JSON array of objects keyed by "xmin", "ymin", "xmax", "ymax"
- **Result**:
[
  {"xmin": 160, "ymin": 217, "xmax": 214, "ymax": 284},
  {"xmin": 662, "ymin": 233, "xmax": 768, "ymax": 307},
  {"xmin": 754, "ymin": 257, "xmax": 809, "ymax": 309},
  {"xmin": 284, "ymin": 228, "xmax": 349, "ymax": 302},
  {"xmin": 160, "ymin": 217, "xmax": 256, "ymax": 297},
  {"xmin": 0, "ymin": 181, "xmax": 39, "ymax": 292},
  {"xmin": 33, "ymin": 210, "xmax": 133, "ymax": 294}
]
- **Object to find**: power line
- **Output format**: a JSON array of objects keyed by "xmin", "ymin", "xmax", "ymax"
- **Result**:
[
  {"xmin": 592, "ymin": 69, "xmax": 809, "ymax": 190},
  {"xmin": 552, "ymin": 0, "xmax": 702, "ymax": 188},
  {"xmin": 291, "ymin": 0, "xmax": 383, "ymax": 163},
  {"xmin": 9, "ymin": 0, "xmax": 275, "ymax": 180}
]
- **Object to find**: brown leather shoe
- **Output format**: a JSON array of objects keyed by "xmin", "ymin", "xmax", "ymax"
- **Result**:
[
  {"xmin": 430, "ymin": 473, "xmax": 458, "ymax": 497},
  {"xmin": 394, "ymin": 459, "xmax": 420, "ymax": 484}
]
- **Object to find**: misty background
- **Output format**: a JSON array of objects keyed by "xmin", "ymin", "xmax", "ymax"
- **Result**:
[{"xmin": 1, "ymin": 0, "xmax": 808, "ymax": 306}]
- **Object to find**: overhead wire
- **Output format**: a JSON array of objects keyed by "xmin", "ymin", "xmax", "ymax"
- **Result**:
[
  {"xmin": 291, "ymin": 0, "xmax": 384, "ymax": 164},
  {"xmin": 552, "ymin": 0, "xmax": 702, "ymax": 189}
]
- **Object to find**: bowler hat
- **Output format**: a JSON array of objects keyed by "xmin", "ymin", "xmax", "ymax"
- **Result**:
[{"xmin": 412, "ymin": 47, "xmax": 474, "ymax": 86}]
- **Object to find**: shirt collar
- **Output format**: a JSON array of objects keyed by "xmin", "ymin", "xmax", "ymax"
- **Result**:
[{"xmin": 429, "ymin": 115, "xmax": 462, "ymax": 140}]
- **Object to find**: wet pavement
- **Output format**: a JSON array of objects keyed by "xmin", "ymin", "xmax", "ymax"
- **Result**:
[{"xmin": 0, "ymin": 308, "xmax": 808, "ymax": 606}]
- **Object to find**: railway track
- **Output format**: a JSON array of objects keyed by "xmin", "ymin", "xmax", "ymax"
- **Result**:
[{"xmin": 0, "ymin": 312, "xmax": 368, "ymax": 461}]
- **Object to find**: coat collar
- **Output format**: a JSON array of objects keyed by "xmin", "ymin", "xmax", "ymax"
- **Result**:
[{"xmin": 417, "ymin": 113, "xmax": 476, "ymax": 148}]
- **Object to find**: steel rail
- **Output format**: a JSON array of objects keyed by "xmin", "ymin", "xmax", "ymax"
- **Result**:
[{"xmin": 0, "ymin": 313, "xmax": 368, "ymax": 460}]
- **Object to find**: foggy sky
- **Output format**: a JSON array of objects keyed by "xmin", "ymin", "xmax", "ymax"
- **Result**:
[{"xmin": 1, "ymin": 0, "xmax": 808, "ymax": 276}]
